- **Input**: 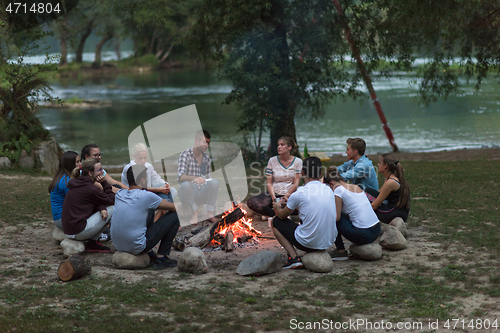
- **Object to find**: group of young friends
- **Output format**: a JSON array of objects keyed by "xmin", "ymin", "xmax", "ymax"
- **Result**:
[
  {"xmin": 247, "ymin": 137, "xmax": 410, "ymax": 269},
  {"xmin": 48, "ymin": 131, "xmax": 409, "ymax": 271},
  {"xmin": 48, "ymin": 130, "xmax": 219, "ymax": 270}
]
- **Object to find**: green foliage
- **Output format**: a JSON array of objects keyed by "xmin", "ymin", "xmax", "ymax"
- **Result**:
[{"xmin": 0, "ymin": 133, "xmax": 34, "ymax": 163}]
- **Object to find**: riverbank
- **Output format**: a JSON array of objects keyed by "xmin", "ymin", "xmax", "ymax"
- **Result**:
[{"xmin": 0, "ymin": 148, "xmax": 499, "ymax": 331}]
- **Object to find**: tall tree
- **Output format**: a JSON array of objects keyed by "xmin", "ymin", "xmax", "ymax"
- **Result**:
[{"xmin": 189, "ymin": 0, "xmax": 500, "ymax": 155}]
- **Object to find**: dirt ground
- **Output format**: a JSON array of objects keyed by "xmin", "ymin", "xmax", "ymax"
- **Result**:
[{"xmin": 1, "ymin": 147, "xmax": 500, "ymax": 330}]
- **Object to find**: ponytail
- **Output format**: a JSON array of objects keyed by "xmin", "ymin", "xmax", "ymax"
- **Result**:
[
  {"xmin": 324, "ymin": 166, "xmax": 345, "ymax": 184},
  {"xmin": 72, "ymin": 158, "xmax": 99, "ymax": 179},
  {"xmin": 381, "ymin": 153, "xmax": 410, "ymax": 209}
]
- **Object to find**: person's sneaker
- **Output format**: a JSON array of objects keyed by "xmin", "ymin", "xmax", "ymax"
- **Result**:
[
  {"xmin": 147, "ymin": 250, "xmax": 158, "ymax": 262},
  {"xmin": 98, "ymin": 232, "xmax": 111, "ymax": 242},
  {"xmin": 330, "ymin": 250, "xmax": 349, "ymax": 261},
  {"xmin": 283, "ymin": 256, "xmax": 304, "ymax": 269},
  {"xmin": 85, "ymin": 240, "xmax": 111, "ymax": 253},
  {"xmin": 153, "ymin": 256, "xmax": 178, "ymax": 270}
]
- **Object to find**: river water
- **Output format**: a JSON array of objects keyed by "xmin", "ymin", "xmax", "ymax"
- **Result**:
[{"xmin": 37, "ymin": 68, "xmax": 500, "ymax": 166}]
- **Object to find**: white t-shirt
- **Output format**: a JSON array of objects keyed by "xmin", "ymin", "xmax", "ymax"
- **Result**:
[
  {"xmin": 286, "ymin": 180, "xmax": 337, "ymax": 249},
  {"xmin": 121, "ymin": 161, "xmax": 167, "ymax": 188},
  {"xmin": 110, "ymin": 189, "xmax": 162, "ymax": 254},
  {"xmin": 266, "ymin": 156, "xmax": 303, "ymax": 196},
  {"xmin": 333, "ymin": 185, "xmax": 379, "ymax": 229}
]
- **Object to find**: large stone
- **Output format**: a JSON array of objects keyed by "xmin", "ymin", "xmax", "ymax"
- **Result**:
[
  {"xmin": 302, "ymin": 250, "xmax": 333, "ymax": 273},
  {"xmin": 379, "ymin": 225, "xmax": 408, "ymax": 250},
  {"xmin": 19, "ymin": 150, "xmax": 34, "ymax": 169},
  {"xmin": 60, "ymin": 239, "xmax": 85, "ymax": 257},
  {"xmin": 380, "ymin": 223, "xmax": 389, "ymax": 235},
  {"xmin": 389, "ymin": 217, "xmax": 408, "ymax": 238},
  {"xmin": 33, "ymin": 137, "xmax": 62, "ymax": 175},
  {"xmin": 112, "ymin": 252, "xmax": 150, "ymax": 269},
  {"xmin": 349, "ymin": 243, "xmax": 382, "ymax": 261},
  {"xmin": 0, "ymin": 157, "xmax": 11, "ymax": 169},
  {"xmin": 178, "ymin": 247, "xmax": 208, "ymax": 274},
  {"xmin": 236, "ymin": 251, "xmax": 282, "ymax": 276},
  {"xmin": 52, "ymin": 227, "xmax": 66, "ymax": 242}
]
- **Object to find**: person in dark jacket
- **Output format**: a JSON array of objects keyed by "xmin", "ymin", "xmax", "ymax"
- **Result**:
[{"xmin": 61, "ymin": 158, "xmax": 115, "ymax": 252}]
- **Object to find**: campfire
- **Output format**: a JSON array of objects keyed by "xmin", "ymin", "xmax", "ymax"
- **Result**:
[{"xmin": 186, "ymin": 205, "xmax": 262, "ymax": 251}]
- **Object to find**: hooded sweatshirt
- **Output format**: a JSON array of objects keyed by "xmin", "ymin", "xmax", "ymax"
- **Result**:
[{"xmin": 61, "ymin": 176, "xmax": 115, "ymax": 235}]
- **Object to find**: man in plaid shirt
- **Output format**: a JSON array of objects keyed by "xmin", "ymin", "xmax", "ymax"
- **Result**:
[{"xmin": 177, "ymin": 130, "xmax": 219, "ymax": 224}]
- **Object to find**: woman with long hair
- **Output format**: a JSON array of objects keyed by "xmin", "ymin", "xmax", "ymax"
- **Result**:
[
  {"xmin": 325, "ymin": 166, "xmax": 381, "ymax": 260},
  {"xmin": 48, "ymin": 151, "xmax": 81, "ymax": 230},
  {"xmin": 247, "ymin": 136, "xmax": 302, "ymax": 218},
  {"xmin": 365, "ymin": 153, "xmax": 410, "ymax": 223},
  {"xmin": 61, "ymin": 158, "xmax": 115, "ymax": 252}
]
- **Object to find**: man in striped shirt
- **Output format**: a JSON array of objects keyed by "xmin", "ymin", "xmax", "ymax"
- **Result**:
[{"xmin": 177, "ymin": 130, "xmax": 219, "ymax": 224}]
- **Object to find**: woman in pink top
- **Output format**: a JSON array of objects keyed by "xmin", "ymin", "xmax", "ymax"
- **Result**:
[{"xmin": 247, "ymin": 137, "xmax": 302, "ymax": 217}]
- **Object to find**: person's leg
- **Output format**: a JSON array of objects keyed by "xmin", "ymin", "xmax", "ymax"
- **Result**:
[
  {"xmin": 376, "ymin": 207, "xmax": 408, "ymax": 223},
  {"xmin": 73, "ymin": 206, "xmax": 114, "ymax": 241},
  {"xmin": 196, "ymin": 179, "xmax": 219, "ymax": 217},
  {"xmin": 337, "ymin": 213, "xmax": 380, "ymax": 245},
  {"xmin": 144, "ymin": 211, "xmax": 180, "ymax": 269},
  {"xmin": 179, "ymin": 181, "xmax": 199, "ymax": 223},
  {"xmin": 246, "ymin": 193, "xmax": 276, "ymax": 217},
  {"xmin": 364, "ymin": 187, "xmax": 379, "ymax": 203}
]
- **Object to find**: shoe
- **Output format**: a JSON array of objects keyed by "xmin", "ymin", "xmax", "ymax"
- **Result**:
[
  {"xmin": 98, "ymin": 232, "xmax": 111, "ymax": 242},
  {"xmin": 330, "ymin": 250, "xmax": 349, "ymax": 261},
  {"xmin": 85, "ymin": 240, "xmax": 111, "ymax": 253},
  {"xmin": 147, "ymin": 250, "xmax": 158, "ymax": 262},
  {"xmin": 153, "ymin": 256, "xmax": 178, "ymax": 270},
  {"xmin": 283, "ymin": 256, "xmax": 304, "ymax": 269}
]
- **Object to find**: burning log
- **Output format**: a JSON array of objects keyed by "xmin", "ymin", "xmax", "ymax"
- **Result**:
[
  {"xmin": 57, "ymin": 255, "xmax": 91, "ymax": 282},
  {"xmin": 224, "ymin": 230, "xmax": 234, "ymax": 252},
  {"xmin": 188, "ymin": 208, "xmax": 245, "ymax": 248},
  {"xmin": 237, "ymin": 234, "xmax": 253, "ymax": 243}
]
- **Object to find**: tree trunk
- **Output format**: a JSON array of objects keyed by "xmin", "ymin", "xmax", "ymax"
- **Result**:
[
  {"xmin": 268, "ymin": 2, "xmax": 297, "ymax": 157},
  {"xmin": 75, "ymin": 20, "xmax": 94, "ymax": 64},
  {"xmin": 59, "ymin": 18, "xmax": 68, "ymax": 66},
  {"xmin": 58, "ymin": 255, "xmax": 92, "ymax": 282},
  {"xmin": 93, "ymin": 31, "xmax": 114, "ymax": 67}
]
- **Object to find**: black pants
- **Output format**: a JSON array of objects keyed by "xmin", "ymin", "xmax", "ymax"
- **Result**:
[
  {"xmin": 143, "ymin": 210, "xmax": 180, "ymax": 256},
  {"xmin": 364, "ymin": 188, "xmax": 409, "ymax": 223}
]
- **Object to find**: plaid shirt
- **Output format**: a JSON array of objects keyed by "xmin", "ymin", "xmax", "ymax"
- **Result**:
[{"xmin": 177, "ymin": 147, "xmax": 212, "ymax": 182}]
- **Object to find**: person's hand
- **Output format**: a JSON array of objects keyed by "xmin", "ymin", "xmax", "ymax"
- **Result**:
[
  {"xmin": 272, "ymin": 201, "xmax": 281, "ymax": 211},
  {"xmin": 284, "ymin": 193, "xmax": 291, "ymax": 202},
  {"xmin": 193, "ymin": 177, "xmax": 206, "ymax": 185},
  {"xmin": 100, "ymin": 209, "xmax": 108, "ymax": 221},
  {"xmin": 95, "ymin": 175, "xmax": 105, "ymax": 184},
  {"xmin": 156, "ymin": 184, "xmax": 170, "ymax": 195},
  {"xmin": 164, "ymin": 182, "xmax": 171, "ymax": 194}
]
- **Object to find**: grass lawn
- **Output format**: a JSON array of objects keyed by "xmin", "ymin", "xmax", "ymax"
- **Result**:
[{"xmin": 0, "ymin": 159, "xmax": 499, "ymax": 332}]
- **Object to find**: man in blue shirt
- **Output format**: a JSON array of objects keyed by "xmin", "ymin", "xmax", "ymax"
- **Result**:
[{"xmin": 337, "ymin": 138, "xmax": 379, "ymax": 191}]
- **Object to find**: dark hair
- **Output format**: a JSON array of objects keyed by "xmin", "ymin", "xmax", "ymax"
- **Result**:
[
  {"xmin": 302, "ymin": 157, "xmax": 322, "ymax": 179},
  {"xmin": 381, "ymin": 153, "xmax": 410, "ymax": 209},
  {"xmin": 81, "ymin": 144, "xmax": 99, "ymax": 161},
  {"xmin": 278, "ymin": 136, "xmax": 297, "ymax": 150},
  {"xmin": 48, "ymin": 151, "xmax": 78, "ymax": 193},
  {"xmin": 195, "ymin": 130, "xmax": 210, "ymax": 141},
  {"xmin": 127, "ymin": 165, "xmax": 148, "ymax": 187},
  {"xmin": 72, "ymin": 158, "xmax": 99, "ymax": 179},
  {"xmin": 346, "ymin": 138, "xmax": 366, "ymax": 156},
  {"xmin": 324, "ymin": 166, "xmax": 345, "ymax": 184}
]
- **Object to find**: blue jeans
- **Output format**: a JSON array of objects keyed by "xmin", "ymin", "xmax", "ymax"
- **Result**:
[
  {"xmin": 156, "ymin": 187, "xmax": 177, "ymax": 202},
  {"xmin": 335, "ymin": 213, "xmax": 380, "ymax": 250}
]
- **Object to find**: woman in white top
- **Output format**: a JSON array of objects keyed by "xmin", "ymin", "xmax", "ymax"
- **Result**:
[
  {"xmin": 325, "ymin": 166, "xmax": 380, "ymax": 260},
  {"xmin": 247, "ymin": 137, "xmax": 302, "ymax": 217}
]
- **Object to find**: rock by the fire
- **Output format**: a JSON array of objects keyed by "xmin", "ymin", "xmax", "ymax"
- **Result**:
[
  {"xmin": 52, "ymin": 227, "xmax": 66, "ymax": 243},
  {"xmin": 302, "ymin": 251, "xmax": 333, "ymax": 273},
  {"xmin": 349, "ymin": 242, "xmax": 382, "ymax": 261},
  {"xmin": 379, "ymin": 225, "xmax": 408, "ymax": 250},
  {"xmin": 60, "ymin": 239, "xmax": 85, "ymax": 257},
  {"xmin": 379, "ymin": 223, "xmax": 389, "ymax": 235},
  {"xmin": 236, "ymin": 251, "xmax": 282, "ymax": 276},
  {"xmin": 0, "ymin": 157, "xmax": 11, "ymax": 169},
  {"xmin": 112, "ymin": 252, "xmax": 150, "ymax": 269},
  {"xmin": 389, "ymin": 217, "xmax": 408, "ymax": 238},
  {"xmin": 178, "ymin": 247, "xmax": 208, "ymax": 274}
]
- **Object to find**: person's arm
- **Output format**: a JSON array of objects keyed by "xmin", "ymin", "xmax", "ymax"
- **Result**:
[
  {"xmin": 284, "ymin": 173, "xmax": 301, "ymax": 201},
  {"xmin": 121, "ymin": 165, "xmax": 130, "ymax": 188},
  {"xmin": 339, "ymin": 161, "xmax": 369, "ymax": 183},
  {"xmin": 104, "ymin": 173, "xmax": 128, "ymax": 189},
  {"xmin": 157, "ymin": 199, "xmax": 176, "ymax": 211},
  {"xmin": 335, "ymin": 196, "xmax": 342, "ymax": 222},
  {"xmin": 336, "ymin": 161, "xmax": 350, "ymax": 174},
  {"xmin": 272, "ymin": 201, "xmax": 294, "ymax": 220},
  {"xmin": 371, "ymin": 179, "xmax": 399, "ymax": 210},
  {"xmin": 266, "ymin": 174, "xmax": 276, "ymax": 201}
]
